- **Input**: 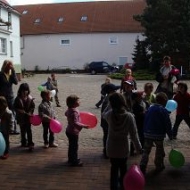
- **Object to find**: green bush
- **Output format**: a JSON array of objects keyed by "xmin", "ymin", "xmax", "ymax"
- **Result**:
[{"xmin": 109, "ymin": 70, "xmax": 156, "ymax": 80}]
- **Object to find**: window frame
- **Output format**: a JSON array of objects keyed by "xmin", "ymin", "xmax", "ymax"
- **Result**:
[
  {"xmin": 109, "ymin": 36, "xmax": 118, "ymax": 45},
  {"xmin": 0, "ymin": 38, "xmax": 7, "ymax": 54},
  {"xmin": 60, "ymin": 39, "xmax": 70, "ymax": 46}
]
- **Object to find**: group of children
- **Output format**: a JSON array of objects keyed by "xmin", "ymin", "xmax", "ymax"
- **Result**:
[
  {"xmin": 0, "ymin": 73, "xmax": 89, "ymax": 168},
  {"xmin": 1, "ymin": 66, "xmax": 190, "ymax": 189},
  {"xmin": 98, "ymin": 68, "xmax": 190, "ymax": 190}
]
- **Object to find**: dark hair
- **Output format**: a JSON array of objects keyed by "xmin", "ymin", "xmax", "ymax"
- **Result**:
[
  {"xmin": 66, "ymin": 94, "xmax": 79, "ymax": 108},
  {"xmin": 40, "ymin": 90, "xmax": 50, "ymax": 99},
  {"xmin": 109, "ymin": 92, "xmax": 126, "ymax": 111},
  {"xmin": 17, "ymin": 83, "xmax": 30, "ymax": 96},
  {"xmin": 178, "ymin": 82, "xmax": 188, "ymax": 92},
  {"xmin": 156, "ymin": 92, "xmax": 168, "ymax": 106},
  {"xmin": 163, "ymin": 56, "xmax": 171, "ymax": 62}
]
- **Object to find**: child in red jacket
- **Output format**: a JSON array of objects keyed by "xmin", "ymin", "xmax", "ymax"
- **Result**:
[{"xmin": 172, "ymin": 82, "xmax": 190, "ymax": 139}]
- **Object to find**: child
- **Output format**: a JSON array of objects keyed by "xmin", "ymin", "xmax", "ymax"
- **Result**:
[
  {"xmin": 38, "ymin": 90, "xmax": 58, "ymax": 148},
  {"xmin": 95, "ymin": 77, "xmax": 111, "ymax": 108},
  {"xmin": 102, "ymin": 92, "xmax": 142, "ymax": 190},
  {"xmin": 0, "ymin": 96, "xmax": 14, "ymax": 159},
  {"xmin": 123, "ymin": 80, "xmax": 134, "ymax": 112},
  {"xmin": 130, "ymin": 91, "xmax": 146, "ymax": 155},
  {"xmin": 65, "ymin": 95, "xmax": 89, "ymax": 166},
  {"xmin": 140, "ymin": 92, "xmax": 172, "ymax": 175},
  {"xmin": 41, "ymin": 77, "xmax": 54, "ymax": 91},
  {"xmin": 172, "ymin": 82, "xmax": 190, "ymax": 139},
  {"xmin": 143, "ymin": 82, "xmax": 156, "ymax": 108},
  {"xmin": 120, "ymin": 69, "xmax": 137, "ymax": 93},
  {"xmin": 100, "ymin": 83, "xmax": 120, "ymax": 159},
  {"xmin": 14, "ymin": 83, "xmax": 35, "ymax": 150},
  {"xmin": 51, "ymin": 73, "xmax": 61, "ymax": 107}
]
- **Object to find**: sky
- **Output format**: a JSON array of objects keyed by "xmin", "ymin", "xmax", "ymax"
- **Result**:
[{"xmin": 7, "ymin": 0, "xmax": 119, "ymax": 6}]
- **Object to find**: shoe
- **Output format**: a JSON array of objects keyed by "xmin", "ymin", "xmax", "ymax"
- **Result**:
[
  {"xmin": 0, "ymin": 153, "xmax": 9, "ymax": 159},
  {"xmin": 155, "ymin": 165, "xmax": 165, "ymax": 173},
  {"xmin": 29, "ymin": 146, "xmax": 34, "ymax": 151},
  {"xmin": 44, "ymin": 144, "xmax": 49, "ymax": 148},
  {"xmin": 70, "ymin": 161, "xmax": 83, "ymax": 167},
  {"xmin": 67, "ymin": 158, "xmax": 80, "ymax": 164},
  {"xmin": 10, "ymin": 130, "xmax": 20, "ymax": 135},
  {"xmin": 56, "ymin": 104, "xmax": 61, "ymax": 107},
  {"xmin": 49, "ymin": 143, "xmax": 58, "ymax": 148},
  {"xmin": 21, "ymin": 144, "xmax": 28, "ymax": 148},
  {"xmin": 28, "ymin": 144, "xmax": 34, "ymax": 151},
  {"xmin": 95, "ymin": 104, "xmax": 100, "ymax": 108}
]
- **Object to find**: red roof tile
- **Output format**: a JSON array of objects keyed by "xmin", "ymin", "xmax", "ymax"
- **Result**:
[
  {"xmin": 0, "ymin": 0, "xmax": 9, "ymax": 5},
  {"xmin": 13, "ymin": 1, "xmax": 146, "ymax": 35}
]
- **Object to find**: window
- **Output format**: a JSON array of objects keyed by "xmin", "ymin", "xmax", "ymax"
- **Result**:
[
  {"xmin": 0, "ymin": 38, "xmax": 7, "ymax": 54},
  {"xmin": 61, "ymin": 39, "xmax": 70, "ymax": 45},
  {"xmin": 22, "ymin": 10, "xmax": 28, "ymax": 14},
  {"xmin": 81, "ymin": 16, "xmax": 87, "ymax": 22},
  {"xmin": 34, "ymin": 18, "xmax": 41, "ymax": 24},
  {"xmin": 58, "ymin": 17, "xmax": 64, "ymax": 23},
  {"xmin": 109, "ymin": 36, "xmax": 118, "ymax": 45},
  {"xmin": 10, "ymin": 41, "xmax": 13, "ymax": 57}
]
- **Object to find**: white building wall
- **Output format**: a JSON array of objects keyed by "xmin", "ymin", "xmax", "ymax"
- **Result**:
[
  {"xmin": 0, "ymin": 6, "xmax": 21, "ymax": 73},
  {"xmin": 21, "ymin": 32, "xmax": 143, "ymax": 71}
]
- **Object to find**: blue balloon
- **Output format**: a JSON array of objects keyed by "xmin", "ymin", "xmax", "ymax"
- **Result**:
[
  {"xmin": 165, "ymin": 100, "xmax": 178, "ymax": 112},
  {"xmin": 0, "ymin": 132, "xmax": 6, "ymax": 156}
]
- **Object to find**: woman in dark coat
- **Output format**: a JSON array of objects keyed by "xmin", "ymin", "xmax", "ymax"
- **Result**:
[{"xmin": 0, "ymin": 60, "xmax": 19, "ymax": 134}]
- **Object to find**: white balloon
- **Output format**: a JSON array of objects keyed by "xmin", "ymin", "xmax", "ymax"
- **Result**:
[{"xmin": 51, "ymin": 90, "xmax": 56, "ymax": 97}]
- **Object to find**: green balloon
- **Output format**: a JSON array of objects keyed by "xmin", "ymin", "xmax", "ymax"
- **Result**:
[
  {"xmin": 169, "ymin": 149, "xmax": 185, "ymax": 168},
  {"xmin": 37, "ymin": 86, "xmax": 45, "ymax": 92}
]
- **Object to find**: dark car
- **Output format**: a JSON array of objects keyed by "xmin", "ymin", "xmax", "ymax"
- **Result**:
[{"xmin": 88, "ymin": 61, "xmax": 118, "ymax": 74}]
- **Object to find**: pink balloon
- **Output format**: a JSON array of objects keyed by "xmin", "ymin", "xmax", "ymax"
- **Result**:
[
  {"xmin": 50, "ymin": 119, "xmax": 63, "ymax": 133},
  {"xmin": 80, "ymin": 112, "xmax": 98, "ymax": 128},
  {"xmin": 123, "ymin": 164, "xmax": 145, "ymax": 190},
  {"xmin": 170, "ymin": 68, "xmax": 180, "ymax": 75},
  {"xmin": 30, "ymin": 115, "xmax": 42, "ymax": 126}
]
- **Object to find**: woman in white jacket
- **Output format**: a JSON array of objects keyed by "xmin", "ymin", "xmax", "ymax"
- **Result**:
[{"xmin": 102, "ymin": 92, "xmax": 142, "ymax": 190}]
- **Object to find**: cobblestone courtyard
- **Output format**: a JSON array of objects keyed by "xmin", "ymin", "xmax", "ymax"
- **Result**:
[{"xmin": 1, "ymin": 74, "xmax": 190, "ymax": 190}]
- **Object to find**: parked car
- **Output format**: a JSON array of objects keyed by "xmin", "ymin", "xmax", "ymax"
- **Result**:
[{"xmin": 88, "ymin": 61, "xmax": 118, "ymax": 74}]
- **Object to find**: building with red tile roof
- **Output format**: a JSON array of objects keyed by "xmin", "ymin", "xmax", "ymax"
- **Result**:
[{"xmin": 14, "ymin": 1, "xmax": 146, "ymax": 71}]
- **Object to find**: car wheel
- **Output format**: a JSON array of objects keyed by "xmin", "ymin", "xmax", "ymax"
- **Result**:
[{"xmin": 91, "ymin": 70, "xmax": 96, "ymax": 75}]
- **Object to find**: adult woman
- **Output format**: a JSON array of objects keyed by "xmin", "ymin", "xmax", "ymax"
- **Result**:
[
  {"xmin": 0, "ymin": 60, "xmax": 19, "ymax": 134},
  {"xmin": 155, "ymin": 56, "xmax": 179, "ymax": 99}
]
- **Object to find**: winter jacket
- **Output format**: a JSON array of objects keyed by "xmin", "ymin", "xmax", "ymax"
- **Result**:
[
  {"xmin": 65, "ymin": 108, "xmax": 86, "ymax": 135},
  {"xmin": 38, "ymin": 100, "xmax": 55, "ymax": 123},
  {"xmin": 0, "ymin": 70, "xmax": 18, "ymax": 101},
  {"xmin": 144, "ymin": 104, "xmax": 172, "ymax": 140},
  {"xmin": 14, "ymin": 96, "xmax": 35, "ymax": 124},
  {"xmin": 103, "ymin": 109, "xmax": 141, "ymax": 158}
]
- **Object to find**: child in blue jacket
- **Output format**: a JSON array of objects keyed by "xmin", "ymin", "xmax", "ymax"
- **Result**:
[{"xmin": 140, "ymin": 92, "xmax": 172, "ymax": 174}]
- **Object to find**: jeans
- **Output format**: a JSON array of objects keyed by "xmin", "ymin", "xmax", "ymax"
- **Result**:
[
  {"xmin": 20, "ymin": 123, "xmax": 33, "ymax": 146},
  {"xmin": 101, "ymin": 123, "xmax": 108, "ymax": 156},
  {"xmin": 172, "ymin": 114, "xmax": 190, "ymax": 137},
  {"xmin": 42, "ymin": 122, "xmax": 54, "ymax": 144},
  {"xmin": 110, "ymin": 158, "xmax": 127, "ymax": 190},
  {"xmin": 66, "ymin": 131, "xmax": 79, "ymax": 163}
]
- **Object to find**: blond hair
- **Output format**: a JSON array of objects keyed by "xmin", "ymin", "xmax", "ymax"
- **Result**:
[{"xmin": 1, "ymin": 60, "xmax": 13, "ymax": 72}]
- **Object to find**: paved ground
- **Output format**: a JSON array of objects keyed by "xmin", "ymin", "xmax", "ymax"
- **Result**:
[{"xmin": 1, "ymin": 74, "xmax": 190, "ymax": 190}]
